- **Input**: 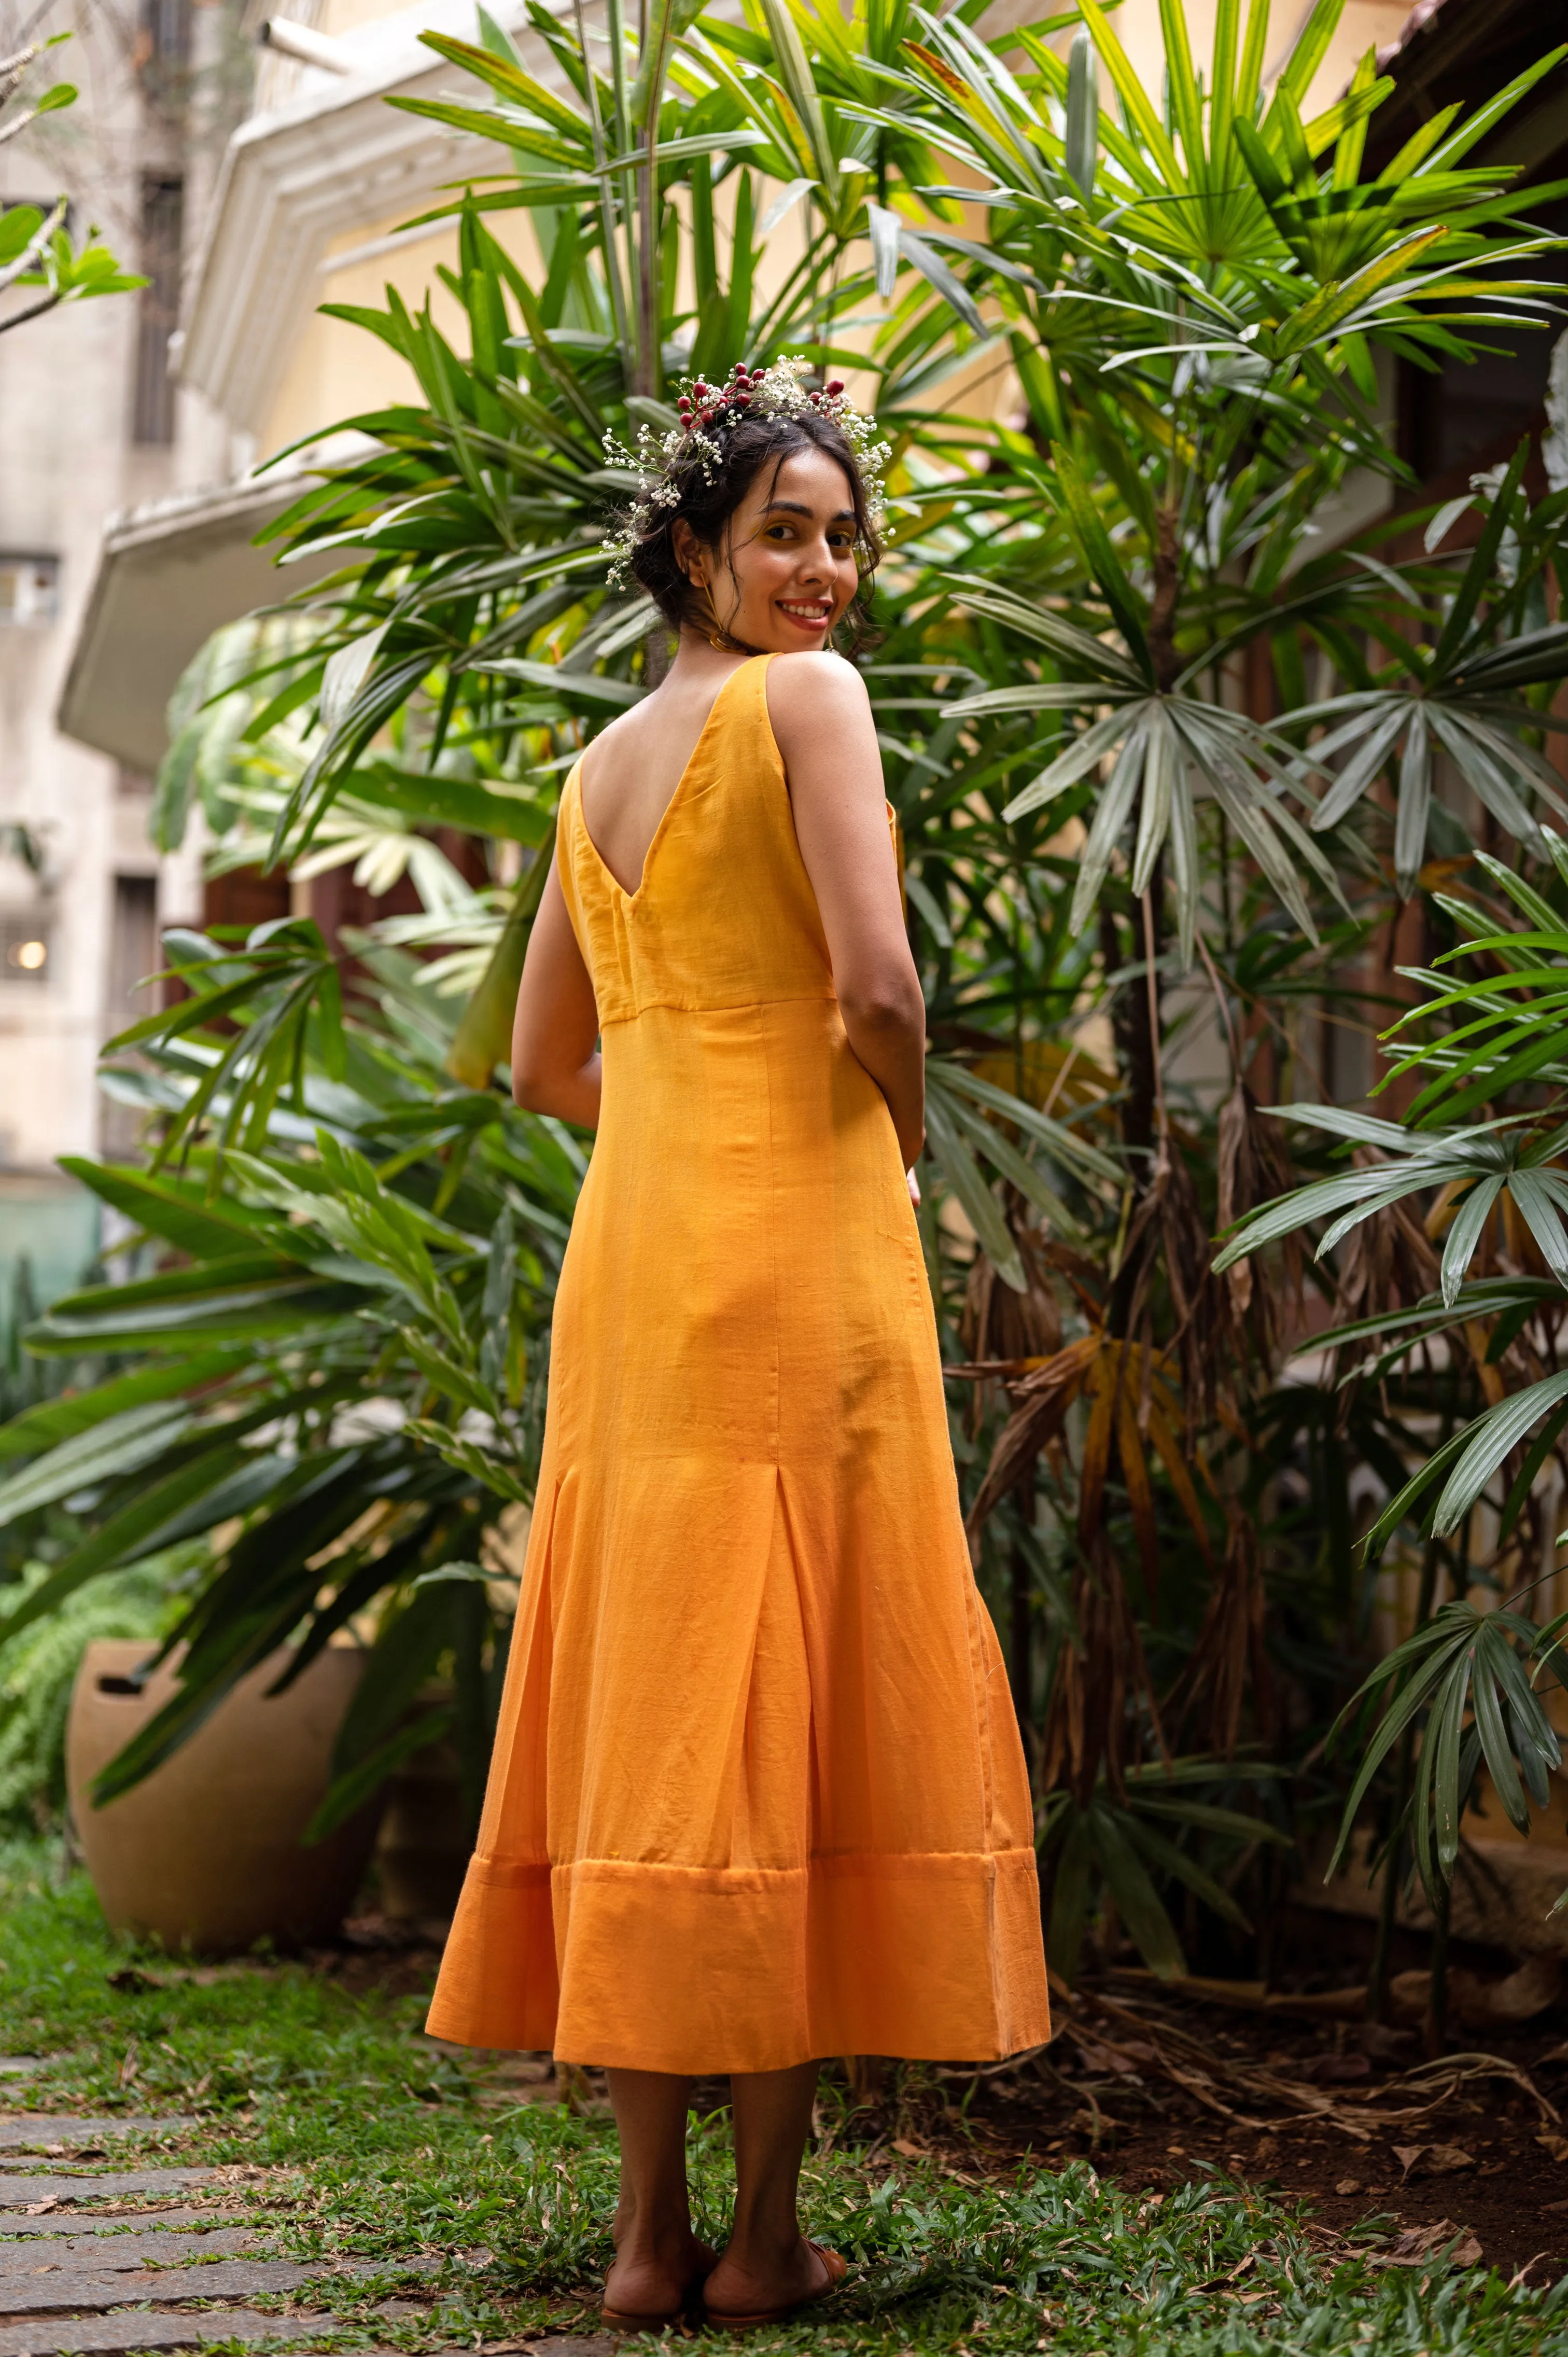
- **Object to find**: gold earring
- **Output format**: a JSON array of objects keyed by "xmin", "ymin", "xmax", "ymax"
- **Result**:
[{"xmin": 697, "ymin": 577, "xmax": 741, "ymax": 653}]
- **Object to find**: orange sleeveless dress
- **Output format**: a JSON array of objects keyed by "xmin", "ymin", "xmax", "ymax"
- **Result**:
[{"xmin": 426, "ymin": 656, "xmax": 1049, "ymax": 2072}]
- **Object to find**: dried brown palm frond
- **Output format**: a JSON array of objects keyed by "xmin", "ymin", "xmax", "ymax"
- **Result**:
[
  {"xmin": 1166, "ymin": 1500, "xmax": 1276, "ymax": 1760},
  {"xmin": 958, "ymin": 1219, "xmax": 1062, "ymax": 1435},
  {"xmin": 1326, "ymin": 1147, "xmax": 1445, "ymax": 1417},
  {"xmin": 1040, "ymin": 1532, "xmax": 1167, "ymax": 1805},
  {"xmin": 956, "ymin": 1332, "xmax": 1101, "ymax": 1533},
  {"xmin": 1216, "ymin": 1078, "xmax": 1301, "ymax": 1352},
  {"xmin": 958, "ymin": 1332, "xmax": 1213, "ymax": 1592},
  {"xmin": 1118, "ymin": 1129, "xmax": 1218, "ymax": 1435}
]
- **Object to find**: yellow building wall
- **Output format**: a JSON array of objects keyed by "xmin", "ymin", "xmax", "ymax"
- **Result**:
[{"xmin": 262, "ymin": 206, "xmax": 539, "ymax": 457}]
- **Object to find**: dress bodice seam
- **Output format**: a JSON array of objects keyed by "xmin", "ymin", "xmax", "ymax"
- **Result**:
[{"xmin": 597, "ymin": 988, "xmax": 838, "ymax": 1024}]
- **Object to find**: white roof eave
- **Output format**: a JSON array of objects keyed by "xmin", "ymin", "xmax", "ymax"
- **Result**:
[
  {"xmin": 178, "ymin": 0, "xmax": 575, "ymax": 436},
  {"xmin": 55, "ymin": 467, "xmax": 350, "ymax": 772}
]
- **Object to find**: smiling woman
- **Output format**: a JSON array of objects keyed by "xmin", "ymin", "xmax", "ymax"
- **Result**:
[{"xmin": 426, "ymin": 364, "xmax": 1049, "ymax": 2336}]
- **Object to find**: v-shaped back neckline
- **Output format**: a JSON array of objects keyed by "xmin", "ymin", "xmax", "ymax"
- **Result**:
[{"xmin": 572, "ymin": 656, "xmax": 767, "ymax": 906}]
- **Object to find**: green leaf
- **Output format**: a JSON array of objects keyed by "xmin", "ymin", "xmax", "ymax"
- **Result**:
[
  {"xmin": 1091, "ymin": 1803, "xmax": 1186, "ymax": 1978},
  {"xmin": 1065, "ymin": 28, "xmax": 1098, "ymax": 198},
  {"xmin": 923, "ymin": 1094, "xmax": 1025, "ymax": 1290},
  {"xmin": 1432, "ymin": 1370, "xmax": 1568, "ymax": 1536},
  {"xmin": 304, "ymin": 1705, "xmax": 455, "ymax": 1843},
  {"xmin": 1049, "ymin": 444, "xmax": 1154, "ymax": 680},
  {"xmin": 0, "ymin": 1401, "xmax": 194, "ymax": 1530},
  {"xmin": 1431, "ymin": 437, "xmax": 1531, "ymax": 675},
  {"xmin": 0, "ymin": 1352, "xmax": 240, "ymax": 1462},
  {"xmin": 1046, "ymin": 1810, "xmax": 1095, "ymax": 1985}
]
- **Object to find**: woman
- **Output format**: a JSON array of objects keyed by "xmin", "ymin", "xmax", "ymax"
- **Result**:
[{"xmin": 426, "ymin": 361, "xmax": 1050, "ymax": 2331}]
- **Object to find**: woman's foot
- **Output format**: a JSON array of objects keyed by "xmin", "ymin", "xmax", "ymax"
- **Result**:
[
  {"xmin": 702, "ymin": 2232, "xmax": 838, "ymax": 2321},
  {"xmin": 602, "ymin": 2226, "xmax": 717, "ymax": 2322}
]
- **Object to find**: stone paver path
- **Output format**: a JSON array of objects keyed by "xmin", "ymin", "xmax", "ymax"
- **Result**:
[
  {"xmin": 0, "ymin": 2070, "xmax": 620, "ymax": 2357},
  {"xmin": 0, "ymin": 2177, "xmax": 219, "ymax": 2210},
  {"xmin": 0, "ymin": 2226, "xmax": 258, "ymax": 2270},
  {"xmin": 0, "ymin": 2125, "xmax": 194, "ymax": 2155}
]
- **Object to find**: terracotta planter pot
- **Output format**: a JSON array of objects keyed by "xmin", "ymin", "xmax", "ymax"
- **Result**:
[
  {"xmin": 67, "ymin": 1639, "xmax": 381, "ymax": 1956},
  {"xmin": 375, "ymin": 1721, "xmax": 472, "ymax": 1926}
]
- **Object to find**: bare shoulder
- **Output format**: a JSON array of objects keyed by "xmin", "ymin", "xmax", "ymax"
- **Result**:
[
  {"xmin": 764, "ymin": 650, "xmax": 873, "ymax": 752},
  {"xmin": 583, "ymin": 698, "xmax": 646, "ymax": 767}
]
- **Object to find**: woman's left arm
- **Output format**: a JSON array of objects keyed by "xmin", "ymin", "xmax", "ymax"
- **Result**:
[
  {"xmin": 510, "ymin": 856, "xmax": 602, "ymax": 1127},
  {"xmin": 769, "ymin": 654, "xmax": 926, "ymax": 1169}
]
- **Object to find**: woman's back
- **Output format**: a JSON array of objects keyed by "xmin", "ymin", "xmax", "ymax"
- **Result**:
[
  {"xmin": 559, "ymin": 654, "xmax": 841, "ymax": 1023},
  {"xmin": 577, "ymin": 659, "xmax": 749, "ymax": 898}
]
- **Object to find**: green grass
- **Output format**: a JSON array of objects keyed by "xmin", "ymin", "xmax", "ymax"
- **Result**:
[{"xmin": 0, "ymin": 1842, "xmax": 1563, "ymax": 2356}]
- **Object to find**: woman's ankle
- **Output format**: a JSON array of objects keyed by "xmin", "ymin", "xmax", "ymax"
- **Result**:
[
  {"xmin": 720, "ymin": 2214, "xmax": 807, "ymax": 2268},
  {"xmin": 619, "ymin": 2215, "xmax": 696, "ymax": 2257}
]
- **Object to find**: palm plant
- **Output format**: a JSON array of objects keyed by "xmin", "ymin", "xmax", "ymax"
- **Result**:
[
  {"xmin": 1216, "ymin": 825, "xmax": 1568, "ymax": 1933},
  {"xmin": 0, "ymin": 925, "xmax": 579, "ymax": 1836}
]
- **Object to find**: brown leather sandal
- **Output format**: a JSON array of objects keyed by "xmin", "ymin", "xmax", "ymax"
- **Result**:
[
  {"xmin": 703, "ymin": 2240, "xmax": 848, "ymax": 2331},
  {"xmin": 601, "ymin": 2257, "xmax": 713, "ymax": 2330}
]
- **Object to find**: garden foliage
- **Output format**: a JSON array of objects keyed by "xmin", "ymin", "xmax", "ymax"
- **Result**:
[{"xmin": 1, "ymin": 0, "xmax": 1566, "ymax": 1989}]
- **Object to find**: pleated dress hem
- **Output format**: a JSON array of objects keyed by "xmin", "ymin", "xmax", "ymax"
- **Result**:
[{"xmin": 425, "ymin": 1844, "xmax": 1049, "ymax": 2073}]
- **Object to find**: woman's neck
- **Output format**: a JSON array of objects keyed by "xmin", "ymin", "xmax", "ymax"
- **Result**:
[{"xmin": 661, "ymin": 625, "xmax": 754, "ymax": 691}]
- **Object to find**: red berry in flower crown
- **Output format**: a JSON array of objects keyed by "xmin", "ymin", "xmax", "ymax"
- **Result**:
[{"xmin": 826, "ymin": 380, "xmax": 844, "ymax": 396}]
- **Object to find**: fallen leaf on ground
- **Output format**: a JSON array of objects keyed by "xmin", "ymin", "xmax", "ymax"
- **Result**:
[
  {"xmin": 1538, "ymin": 2132, "xmax": 1568, "ymax": 2162},
  {"xmin": 1075, "ymin": 2038, "xmax": 1147, "ymax": 2075},
  {"xmin": 1393, "ymin": 2144, "xmax": 1474, "ymax": 2179},
  {"xmin": 1381, "ymin": 2221, "xmax": 1482, "ymax": 2269},
  {"xmin": 1334, "ymin": 2180, "xmax": 1361, "ymax": 2196}
]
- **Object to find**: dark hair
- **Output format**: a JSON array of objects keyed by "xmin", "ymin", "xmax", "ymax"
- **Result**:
[{"xmin": 625, "ymin": 408, "xmax": 883, "ymax": 653}]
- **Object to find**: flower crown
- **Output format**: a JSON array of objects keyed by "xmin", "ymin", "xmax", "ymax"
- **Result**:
[{"xmin": 601, "ymin": 356, "xmax": 890, "ymax": 591}]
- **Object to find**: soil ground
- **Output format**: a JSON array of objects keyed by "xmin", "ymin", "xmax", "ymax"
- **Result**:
[{"xmin": 953, "ymin": 2000, "xmax": 1567, "ymax": 2288}]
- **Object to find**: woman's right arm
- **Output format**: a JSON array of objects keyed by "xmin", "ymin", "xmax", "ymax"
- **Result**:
[
  {"xmin": 510, "ymin": 858, "xmax": 603, "ymax": 1127},
  {"xmin": 768, "ymin": 654, "xmax": 926, "ymax": 1169}
]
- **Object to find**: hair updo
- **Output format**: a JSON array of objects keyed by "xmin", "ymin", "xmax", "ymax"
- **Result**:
[{"xmin": 606, "ymin": 369, "xmax": 887, "ymax": 653}]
